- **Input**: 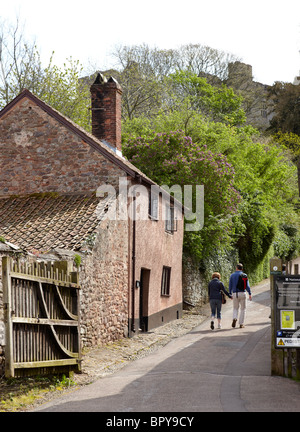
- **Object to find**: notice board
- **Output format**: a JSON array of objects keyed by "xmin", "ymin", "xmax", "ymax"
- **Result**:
[{"xmin": 274, "ymin": 275, "xmax": 300, "ymax": 348}]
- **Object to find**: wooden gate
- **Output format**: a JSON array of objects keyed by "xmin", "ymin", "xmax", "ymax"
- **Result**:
[{"xmin": 2, "ymin": 257, "xmax": 81, "ymax": 378}]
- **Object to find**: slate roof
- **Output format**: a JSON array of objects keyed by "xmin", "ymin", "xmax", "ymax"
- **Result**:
[{"xmin": 0, "ymin": 194, "xmax": 107, "ymax": 253}]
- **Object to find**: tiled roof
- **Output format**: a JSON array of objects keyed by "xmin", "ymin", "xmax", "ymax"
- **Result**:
[{"xmin": 0, "ymin": 194, "xmax": 107, "ymax": 253}]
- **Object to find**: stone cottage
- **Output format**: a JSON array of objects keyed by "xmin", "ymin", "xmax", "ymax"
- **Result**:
[{"xmin": 0, "ymin": 75, "xmax": 184, "ymax": 366}]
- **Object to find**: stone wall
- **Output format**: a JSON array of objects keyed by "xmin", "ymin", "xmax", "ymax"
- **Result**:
[
  {"xmin": 79, "ymin": 217, "xmax": 129, "ymax": 347},
  {"xmin": 182, "ymin": 256, "xmax": 208, "ymax": 308},
  {"xmin": 0, "ymin": 95, "xmax": 125, "ymax": 197},
  {"xmin": 182, "ymin": 248, "xmax": 239, "ymax": 309}
]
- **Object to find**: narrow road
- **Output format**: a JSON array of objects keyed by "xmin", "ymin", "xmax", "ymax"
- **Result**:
[{"xmin": 34, "ymin": 280, "xmax": 300, "ymax": 412}]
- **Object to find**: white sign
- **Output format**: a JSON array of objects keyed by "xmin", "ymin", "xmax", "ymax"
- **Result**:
[{"xmin": 277, "ymin": 338, "xmax": 300, "ymax": 348}]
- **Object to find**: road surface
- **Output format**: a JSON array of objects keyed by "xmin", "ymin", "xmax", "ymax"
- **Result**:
[{"xmin": 34, "ymin": 280, "xmax": 300, "ymax": 412}]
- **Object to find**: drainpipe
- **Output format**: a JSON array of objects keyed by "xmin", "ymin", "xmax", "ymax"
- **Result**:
[{"xmin": 131, "ymin": 192, "xmax": 136, "ymax": 333}]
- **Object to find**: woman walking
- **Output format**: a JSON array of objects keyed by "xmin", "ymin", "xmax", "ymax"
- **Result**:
[{"xmin": 208, "ymin": 272, "xmax": 232, "ymax": 330}]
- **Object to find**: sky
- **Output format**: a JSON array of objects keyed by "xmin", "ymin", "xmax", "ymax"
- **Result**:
[{"xmin": 1, "ymin": 0, "xmax": 300, "ymax": 85}]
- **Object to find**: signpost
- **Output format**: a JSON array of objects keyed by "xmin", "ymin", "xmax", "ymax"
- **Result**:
[
  {"xmin": 270, "ymin": 258, "xmax": 300, "ymax": 379},
  {"xmin": 274, "ymin": 275, "xmax": 300, "ymax": 349}
]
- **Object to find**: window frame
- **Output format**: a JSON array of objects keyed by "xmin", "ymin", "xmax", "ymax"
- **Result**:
[
  {"xmin": 165, "ymin": 204, "xmax": 177, "ymax": 234},
  {"xmin": 149, "ymin": 191, "xmax": 159, "ymax": 220},
  {"xmin": 161, "ymin": 266, "xmax": 171, "ymax": 297}
]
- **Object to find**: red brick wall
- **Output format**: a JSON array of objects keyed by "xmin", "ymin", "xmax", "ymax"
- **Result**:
[
  {"xmin": 0, "ymin": 96, "xmax": 125, "ymax": 197},
  {"xmin": 90, "ymin": 78, "xmax": 122, "ymax": 152}
]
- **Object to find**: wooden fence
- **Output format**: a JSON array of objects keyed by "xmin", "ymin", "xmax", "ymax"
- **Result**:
[{"xmin": 2, "ymin": 257, "xmax": 81, "ymax": 378}]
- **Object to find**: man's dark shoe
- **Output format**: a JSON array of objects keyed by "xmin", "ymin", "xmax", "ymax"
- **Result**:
[
  {"xmin": 232, "ymin": 318, "xmax": 237, "ymax": 328},
  {"xmin": 210, "ymin": 321, "xmax": 214, "ymax": 330}
]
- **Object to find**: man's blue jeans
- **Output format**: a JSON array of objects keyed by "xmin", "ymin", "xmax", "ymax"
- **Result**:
[{"xmin": 210, "ymin": 299, "xmax": 222, "ymax": 319}]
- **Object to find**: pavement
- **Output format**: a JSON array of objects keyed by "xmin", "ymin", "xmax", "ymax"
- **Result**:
[{"xmin": 31, "ymin": 278, "xmax": 300, "ymax": 413}]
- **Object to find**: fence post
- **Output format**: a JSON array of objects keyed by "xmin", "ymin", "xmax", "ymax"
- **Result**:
[{"xmin": 2, "ymin": 257, "xmax": 14, "ymax": 378}]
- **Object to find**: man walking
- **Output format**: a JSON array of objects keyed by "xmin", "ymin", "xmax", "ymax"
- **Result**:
[{"xmin": 229, "ymin": 263, "xmax": 252, "ymax": 328}]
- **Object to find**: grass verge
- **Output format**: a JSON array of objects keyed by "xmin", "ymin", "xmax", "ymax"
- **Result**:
[{"xmin": 0, "ymin": 374, "xmax": 77, "ymax": 412}]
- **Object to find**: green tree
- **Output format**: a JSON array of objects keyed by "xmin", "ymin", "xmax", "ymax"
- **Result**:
[
  {"xmin": 110, "ymin": 44, "xmax": 172, "ymax": 120},
  {"xmin": 122, "ymin": 108, "xmax": 299, "ymax": 270},
  {"xmin": 267, "ymin": 83, "xmax": 300, "ymax": 197},
  {"xmin": 268, "ymin": 81, "xmax": 300, "ymax": 135},
  {"xmin": 38, "ymin": 57, "xmax": 91, "ymax": 131},
  {"xmin": 110, "ymin": 43, "xmax": 240, "ymax": 120},
  {"xmin": 0, "ymin": 17, "xmax": 47, "ymax": 107},
  {"xmin": 123, "ymin": 129, "xmax": 241, "ymax": 260},
  {"xmin": 230, "ymin": 137, "xmax": 299, "ymax": 272},
  {"xmin": 167, "ymin": 70, "xmax": 246, "ymax": 126},
  {"xmin": 271, "ymin": 131, "xmax": 300, "ymax": 197},
  {"xmin": 0, "ymin": 18, "xmax": 90, "ymax": 130},
  {"xmin": 273, "ymin": 223, "xmax": 300, "ymax": 262},
  {"xmin": 175, "ymin": 43, "xmax": 240, "ymax": 80}
]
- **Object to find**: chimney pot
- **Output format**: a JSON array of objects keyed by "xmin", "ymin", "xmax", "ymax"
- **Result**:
[{"xmin": 93, "ymin": 72, "xmax": 107, "ymax": 85}]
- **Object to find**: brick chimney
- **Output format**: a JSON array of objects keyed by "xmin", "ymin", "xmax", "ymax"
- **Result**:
[{"xmin": 90, "ymin": 73, "xmax": 123, "ymax": 155}]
